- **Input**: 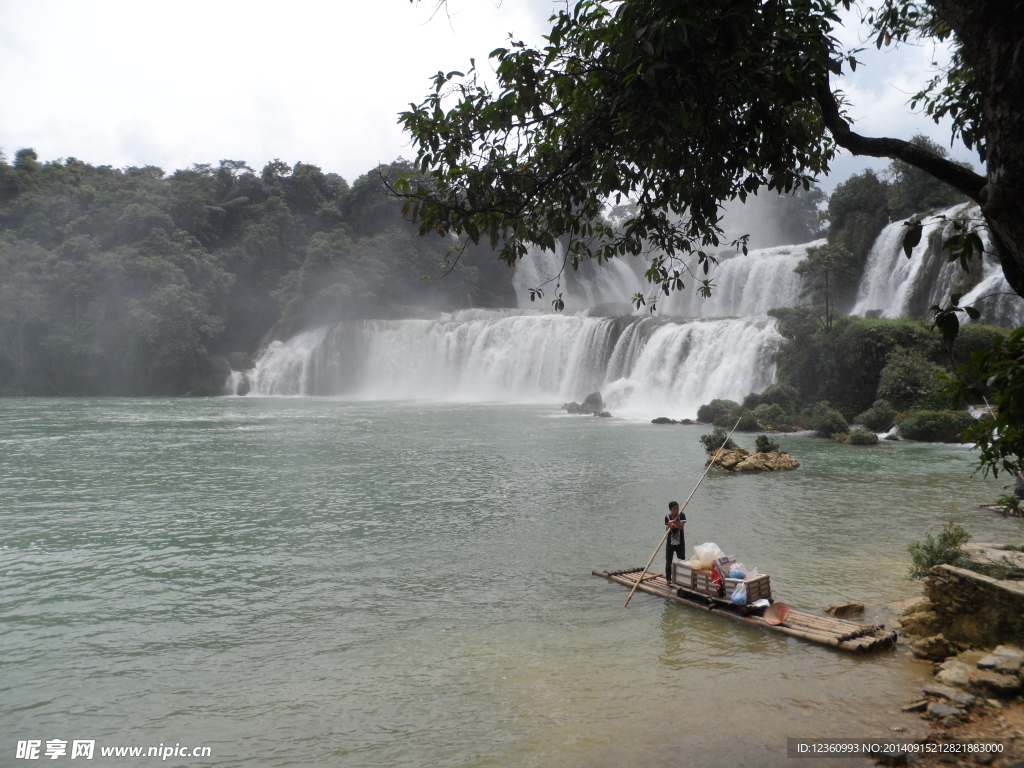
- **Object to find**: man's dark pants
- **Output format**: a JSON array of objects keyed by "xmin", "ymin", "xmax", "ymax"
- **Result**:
[{"xmin": 666, "ymin": 540, "xmax": 686, "ymax": 583}]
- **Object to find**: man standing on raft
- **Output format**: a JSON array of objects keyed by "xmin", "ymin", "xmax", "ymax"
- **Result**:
[{"xmin": 665, "ymin": 501, "xmax": 686, "ymax": 582}]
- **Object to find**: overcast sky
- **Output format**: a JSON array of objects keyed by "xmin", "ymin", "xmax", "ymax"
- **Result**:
[{"xmin": 0, "ymin": 0, "xmax": 979, "ymax": 192}]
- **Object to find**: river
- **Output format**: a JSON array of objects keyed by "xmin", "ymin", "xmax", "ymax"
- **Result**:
[{"xmin": 2, "ymin": 397, "xmax": 1022, "ymax": 766}]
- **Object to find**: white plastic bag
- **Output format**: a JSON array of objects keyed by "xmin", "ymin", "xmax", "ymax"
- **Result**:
[
  {"xmin": 729, "ymin": 562, "xmax": 747, "ymax": 578},
  {"xmin": 690, "ymin": 542, "xmax": 726, "ymax": 570},
  {"xmin": 744, "ymin": 567, "xmax": 760, "ymax": 580},
  {"xmin": 730, "ymin": 580, "xmax": 748, "ymax": 604}
]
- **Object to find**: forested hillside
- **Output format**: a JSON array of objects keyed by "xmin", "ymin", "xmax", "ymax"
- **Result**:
[{"xmin": 0, "ymin": 151, "xmax": 515, "ymax": 396}]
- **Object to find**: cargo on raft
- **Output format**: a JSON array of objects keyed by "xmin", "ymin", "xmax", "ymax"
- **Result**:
[{"xmin": 594, "ymin": 564, "xmax": 898, "ymax": 654}]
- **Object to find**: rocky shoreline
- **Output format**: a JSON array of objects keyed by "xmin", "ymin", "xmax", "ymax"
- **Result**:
[{"xmin": 880, "ymin": 544, "xmax": 1024, "ymax": 767}]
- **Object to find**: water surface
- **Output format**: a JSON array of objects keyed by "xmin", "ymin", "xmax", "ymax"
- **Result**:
[{"xmin": 2, "ymin": 398, "xmax": 1021, "ymax": 767}]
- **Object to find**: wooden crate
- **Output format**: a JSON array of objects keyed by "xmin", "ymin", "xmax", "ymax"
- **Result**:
[
  {"xmin": 725, "ymin": 575, "xmax": 772, "ymax": 602},
  {"xmin": 672, "ymin": 562, "xmax": 694, "ymax": 588},
  {"xmin": 691, "ymin": 569, "xmax": 722, "ymax": 596}
]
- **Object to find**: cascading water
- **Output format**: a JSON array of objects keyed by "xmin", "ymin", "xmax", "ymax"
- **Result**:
[
  {"xmin": 247, "ymin": 310, "xmax": 782, "ymax": 417},
  {"xmin": 659, "ymin": 241, "xmax": 821, "ymax": 317},
  {"xmin": 512, "ymin": 245, "xmax": 644, "ymax": 311},
  {"xmin": 852, "ymin": 203, "xmax": 1024, "ymax": 327},
  {"xmin": 237, "ymin": 206, "xmax": 1023, "ymax": 415},
  {"xmin": 511, "ymin": 241, "xmax": 819, "ymax": 318}
]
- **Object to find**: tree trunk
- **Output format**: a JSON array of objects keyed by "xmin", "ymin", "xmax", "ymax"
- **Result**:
[{"xmin": 931, "ymin": 0, "xmax": 1024, "ymax": 299}]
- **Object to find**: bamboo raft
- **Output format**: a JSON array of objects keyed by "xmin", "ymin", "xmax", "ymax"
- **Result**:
[{"xmin": 595, "ymin": 567, "xmax": 898, "ymax": 653}]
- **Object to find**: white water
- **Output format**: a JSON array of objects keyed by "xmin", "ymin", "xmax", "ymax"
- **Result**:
[
  {"xmin": 659, "ymin": 241, "xmax": 821, "ymax": 317},
  {"xmin": 513, "ymin": 241, "xmax": 818, "ymax": 319},
  {"xmin": 959, "ymin": 256, "xmax": 1024, "ymax": 328},
  {"xmin": 240, "ymin": 206, "xmax": 1022, "ymax": 413},
  {"xmin": 852, "ymin": 203, "xmax": 1024, "ymax": 327},
  {"xmin": 512, "ymin": 245, "xmax": 644, "ymax": 312},
  {"xmin": 248, "ymin": 311, "xmax": 781, "ymax": 419}
]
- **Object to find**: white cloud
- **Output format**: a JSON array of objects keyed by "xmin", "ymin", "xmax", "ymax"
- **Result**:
[
  {"xmin": 0, "ymin": 0, "xmax": 980, "ymax": 190},
  {"xmin": 0, "ymin": 0, "xmax": 557, "ymax": 181},
  {"xmin": 821, "ymin": 7, "xmax": 980, "ymax": 189}
]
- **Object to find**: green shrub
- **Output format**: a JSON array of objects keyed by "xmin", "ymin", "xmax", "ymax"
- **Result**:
[
  {"xmin": 908, "ymin": 523, "xmax": 971, "ymax": 580},
  {"xmin": 697, "ymin": 399, "xmax": 738, "ymax": 425},
  {"xmin": 898, "ymin": 410, "xmax": 975, "ymax": 442},
  {"xmin": 854, "ymin": 399, "xmax": 896, "ymax": 431},
  {"xmin": 877, "ymin": 347, "xmax": 949, "ymax": 411},
  {"xmin": 770, "ymin": 313, "xmax": 943, "ymax": 418},
  {"xmin": 754, "ymin": 434, "xmax": 781, "ymax": 453},
  {"xmin": 816, "ymin": 410, "xmax": 849, "ymax": 437},
  {"xmin": 848, "ymin": 429, "xmax": 879, "ymax": 445},
  {"xmin": 995, "ymin": 495, "xmax": 1023, "ymax": 518},
  {"xmin": 803, "ymin": 402, "xmax": 850, "ymax": 437},
  {"xmin": 753, "ymin": 402, "xmax": 786, "ymax": 428},
  {"xmin": 699, "ymin": 427, "xmax": 738, "ymax": 454},
  {"xmin": 735, "ymin": 410, "xmax": 761, "ymax": 431},
  {"xmin": 950, "ymin": 324, "xmax": 1007, "ymax": 368},
  {"xmin": 742, "ymin": 383, "xmax": 800, "ymax": 415}
]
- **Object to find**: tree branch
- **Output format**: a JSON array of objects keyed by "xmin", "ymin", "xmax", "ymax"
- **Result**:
[{"xmin": 814, "ymin": 80, "xmax": 987, "ymax": 203}]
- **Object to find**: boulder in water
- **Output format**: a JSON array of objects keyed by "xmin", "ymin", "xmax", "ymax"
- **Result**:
[
  {"xmin": 708, "ymin": 449, "xmax": 799, "ymax": 472},
  {"xmin": 836, "ymin": 429, "xmax": 878, "ymax": 445},
  {"xmin": 825, "ymin": 601, "xmax": 865, "ymax": 618},
  {"xmin": 562, "ymin": 391, "xmax": 609, "ymax": 416},
  {"xmin": 850, "ymin": 429, "xmax": 879, "ymax": 445},
  {"xmin": 651, "ymin": 417, "xmax": 679, "ymax": 424},
  {"xmin": 705, "ymin": 448, "xmax": 748, "ymax": 470}
]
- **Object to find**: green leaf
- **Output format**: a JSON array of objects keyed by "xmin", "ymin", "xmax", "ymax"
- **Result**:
[
  {"xmin": 934, "ymin": 312, "xmax": 960, "ymax": 345},
  {"xmin": 966, "ymin": 232, "xmax": 985, "ymax": 258},
  {"xmin": 903, "ymin": 220, "xmax": 923, "ymax": 257}
]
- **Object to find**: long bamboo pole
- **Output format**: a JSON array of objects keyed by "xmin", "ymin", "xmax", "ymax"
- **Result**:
[{"xmin": 623, "ymin": 417, "xmax": 742, "ymax": 608}]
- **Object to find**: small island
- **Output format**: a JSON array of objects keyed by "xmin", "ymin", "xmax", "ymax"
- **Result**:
[{"xmin": 701, "ymin": 428, "xmax": 799, "ymax": 472}]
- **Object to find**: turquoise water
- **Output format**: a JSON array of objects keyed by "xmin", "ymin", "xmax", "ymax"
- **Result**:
[{"xmin": 2, "ymin": 398, "xmax": 1022, "ymax": 767}]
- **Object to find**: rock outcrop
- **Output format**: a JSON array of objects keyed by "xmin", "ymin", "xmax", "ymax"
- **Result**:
[
  {"xmin": 893, "ymin": 597, "xmax": 942, "ymax": 638},
  {"xmin": 925, "ymin": 563, "xmax": 1024, "ymax": 648},
  {"xmin": 910, "ymin": 633, "xmax": 951, "ymax": 660},
  {"xmin": 961, "ymin": 543, "xmax": 1024, "ymax": 580},
  {"xmin": 825, "ymin": 601, "xmax": 865, "ymax": 618},
  {"xmin": 562, "ymin": 391, "xmax": 611, "ymax": 417},
  {"xmin": 707, "ymin": 449, "xmax": 799, "ymax": 472},
  {"xmin": 928, "ymin": 648, "xmax": 1024, "ymax": 699}
]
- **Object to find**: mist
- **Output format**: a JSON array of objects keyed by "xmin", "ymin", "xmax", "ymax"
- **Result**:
[{"xmin": 0, "ymin": 151, "xmax": 515, "ymax": 397}]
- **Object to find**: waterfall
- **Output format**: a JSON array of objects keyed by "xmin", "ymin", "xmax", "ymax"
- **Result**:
[
  {"xmin": 960, "ymin": 266, "xmax": 1024, "ymax": 328},
  {"xmin": 238, "ymin": 202, "xmax": 1022, "ymax": 412},
  {"xmin": 246, "ymin": 311, "xmax": 782, "ymax": 418},
  {"xmin": 512, "ymin": 245, "xmax": 644, "ymax": 312},
  {"xmin": 513, "ymin": 241, "xmax": 818, "ymax": 318},
  {"xmin": 852, "ymin": 203, "xmax": 1024, "ymax": 327},
  {"xmin": 659, "ymin": 241, "xmax": 821, "ymax": 317}
]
